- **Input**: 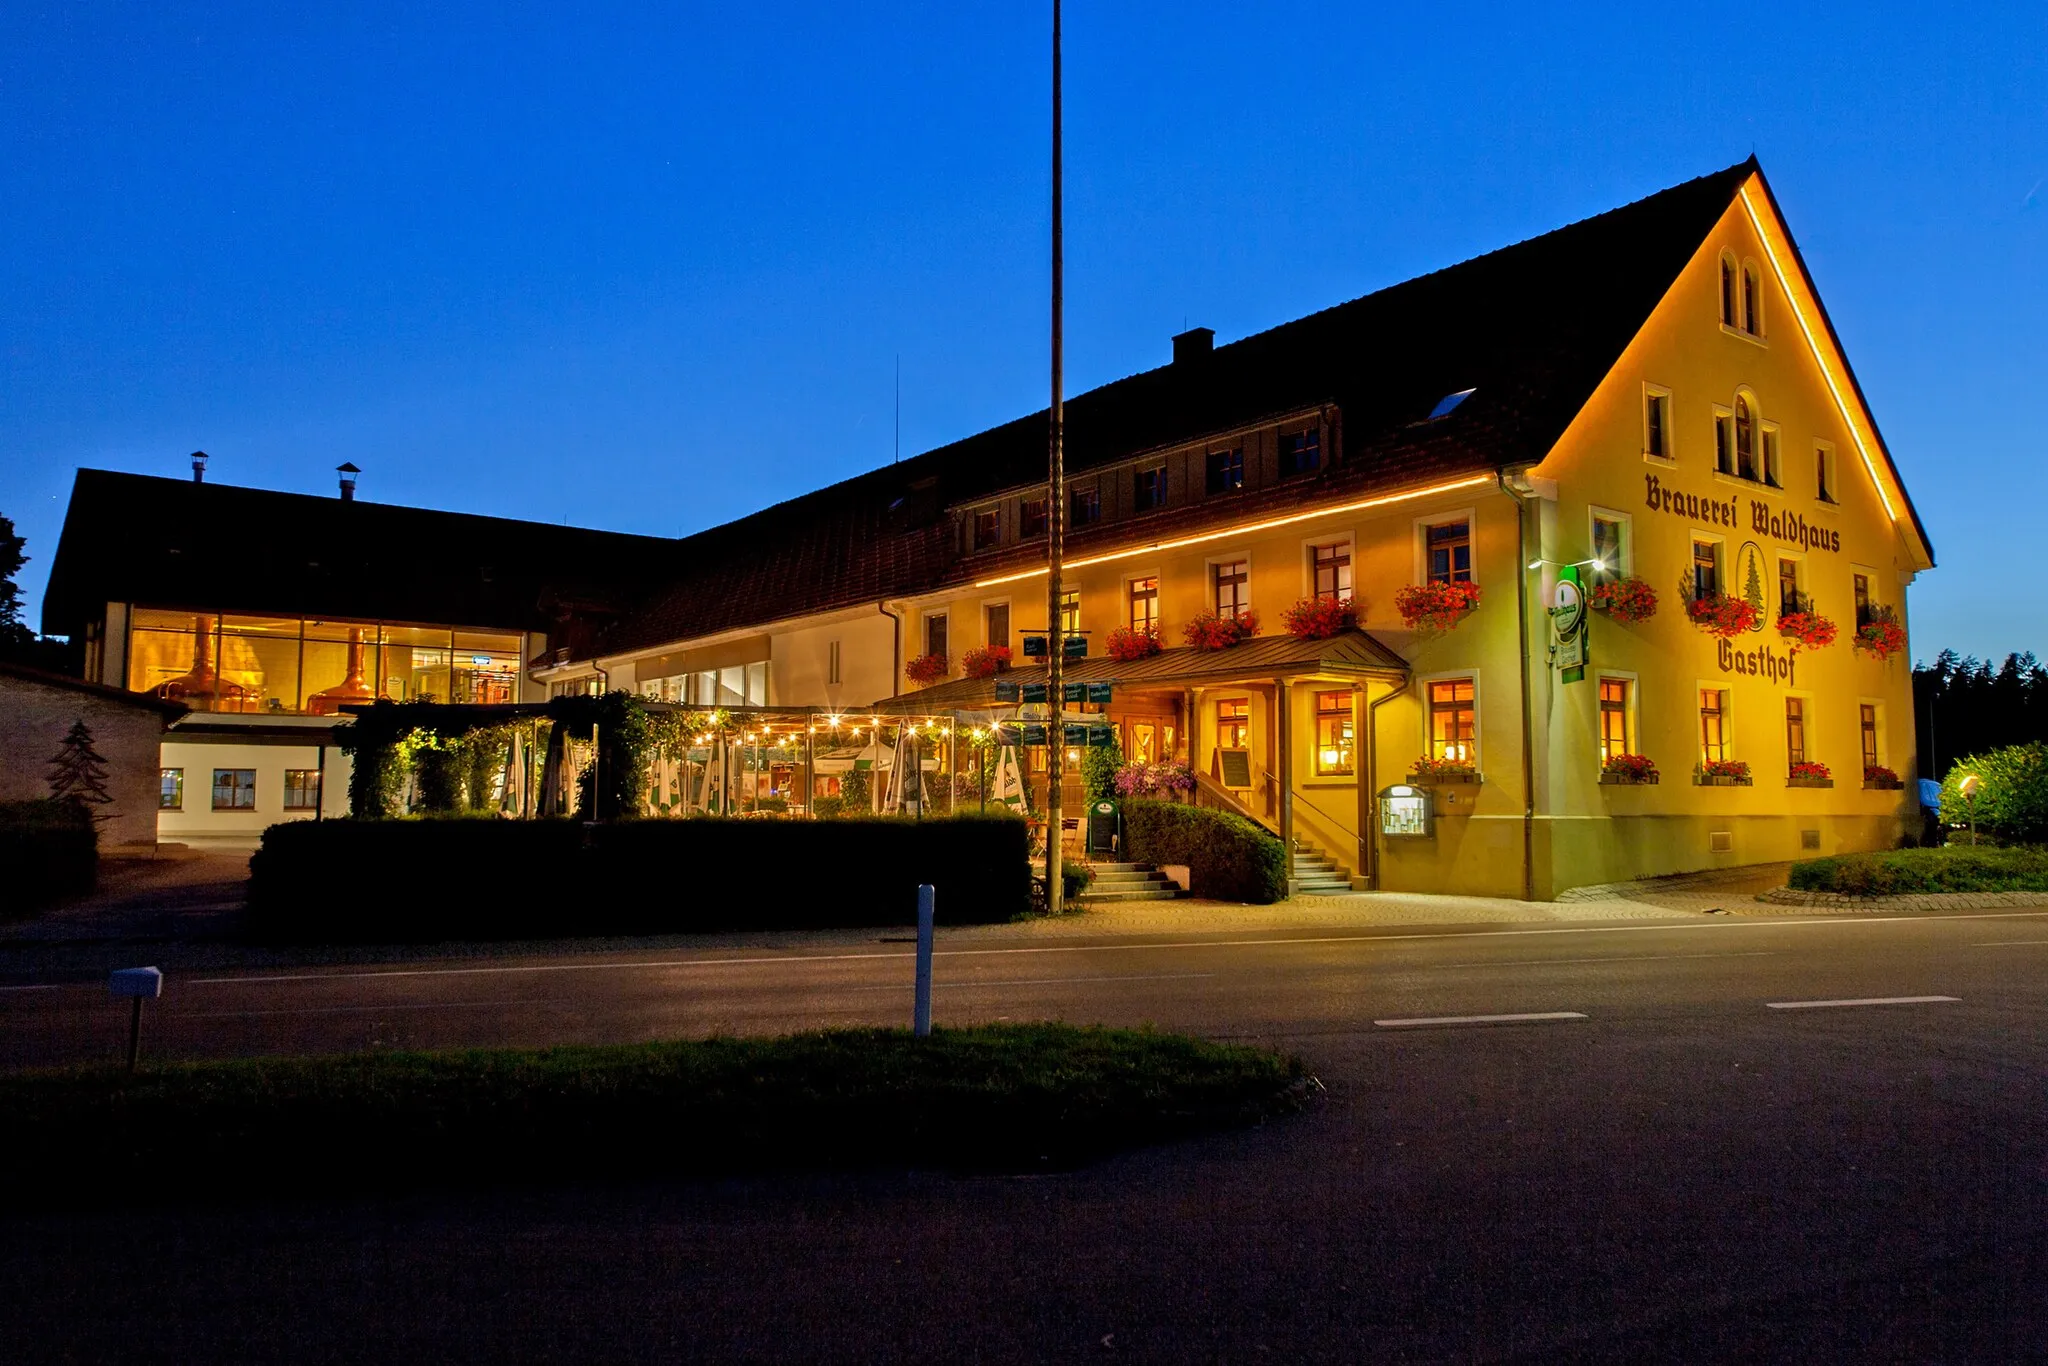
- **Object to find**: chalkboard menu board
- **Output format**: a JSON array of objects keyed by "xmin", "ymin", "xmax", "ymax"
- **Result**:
[{"xmin": 1218, "ymin": 748, "xmax": 1252, "ymax": 788}]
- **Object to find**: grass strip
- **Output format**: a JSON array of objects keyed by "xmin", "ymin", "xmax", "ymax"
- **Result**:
[
  {"xmin": 1788, "ymin": 845, "xmax": 2048, "ymax": 896},
  {"xmin": 1, "ymin": 1024, "xmax": 1306, "ymax": 1211}
]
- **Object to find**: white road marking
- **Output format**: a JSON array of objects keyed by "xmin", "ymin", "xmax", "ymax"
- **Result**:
[
  {"xmin": 0, "ymin": 983, "xmax": 65, "ymax": 993},
  {"xmin": 1373, "ymin": 1011, "xmax": 1588, "ymax": 1028},
  {"xmin": 1765, "ymin": 996, "xmax": 1960, "ymax": 1010},
  {"xmin": 1431, "ymin": 951, "xmax": 1779, "ymax": 969},
  {"xmin": 178, "ymin": 908, "xmax": 2048, "ymax": 990}
]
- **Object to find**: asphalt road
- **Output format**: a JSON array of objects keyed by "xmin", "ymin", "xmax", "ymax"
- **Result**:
[{"xmin": 8, "ymin": 908, "xmax": 2048, "ymax": 1360}]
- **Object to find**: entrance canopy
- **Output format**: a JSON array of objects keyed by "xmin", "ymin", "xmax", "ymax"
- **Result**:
[{"xmin": 872, "ymin": 627, "xmax": 1409, "ymax": 713}]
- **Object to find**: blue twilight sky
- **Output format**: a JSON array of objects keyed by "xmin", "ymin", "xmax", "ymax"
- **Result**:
[{"xmin": 2, "ymin": 3, "xmax": 2043, "ymax": 658}]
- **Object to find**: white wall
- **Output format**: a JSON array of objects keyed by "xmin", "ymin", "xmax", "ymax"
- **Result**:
[{"xmin": 158, "ymin": 739, "xmax": 352, "ymax": 842}]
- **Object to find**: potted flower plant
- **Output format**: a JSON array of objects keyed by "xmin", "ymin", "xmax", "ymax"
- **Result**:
[
  {"xmin": 1282, "ymin": 595, "xmax": 1358, "ymax": 640},
  {"xmin": 1183, "ymin": 609, "xmax": 1259, "ymax": 651},
  {"xmin": 1599, "ymin": 753, "xmax": 1660, "ymax": 785},
  {"xmin": 961, "ymin": 645, "xmax": 1012, "ymax": 678},
  {"xmin": 1854, "ymin": 606, "xmax": 1907, "ymax": 662},
  {"xmin": 1394, "ymin": 580, "xmax": 1482, "ymax": 632},
  {"xmin": 1788, "ymin": 759, "xmax": 1834, "ymax": 788},
  {"xmin": 1863, "ymin": 764, "xmax": 1904, "ymax": 790},
  {"xmin": 1694, "ymin": 758, "xmax": 1752, "ymax": 786},
  {"xmin": 1104, "ymin": 625, "xmax": 1162, "ymax": 661},
  {"xmin": 1777, "ymin": 608, "xmax": 1839, "ymax": 652},
  {"xmin": 905, "ymin": 652, "xmax": 948, "ymax": 686},
  {"xmin": 1408, "ymin": 753, "xmax": 1480, "ymax": 784},
  {"xmin": 1589, "ymin": 576, "xmax": 1658, "ymax": 624},
  {"xmin": 1685, "ymin": 591, "xmax": 1763, "ymax": 638}
]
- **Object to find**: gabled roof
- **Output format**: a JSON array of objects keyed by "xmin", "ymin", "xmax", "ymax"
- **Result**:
[
  {"xmin": 40, "ymin": 470, "xmax": 680, "ymax": 638},
  {"xmin": 609, "ymin": 159, "xmax": 1765, "ymax": 657}
]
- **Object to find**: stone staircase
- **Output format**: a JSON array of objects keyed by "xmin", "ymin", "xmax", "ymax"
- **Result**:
[
  {"xmin": 1077, "ymin": 862, "xmax": 1183, "ymax": 903},
  {"xmin": 1291, "ymin": 843, "xmax": 1359, "ymax": 896}
]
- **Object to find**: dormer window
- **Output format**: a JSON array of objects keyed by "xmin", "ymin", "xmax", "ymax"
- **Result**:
[
  {"xmin": 1206, "ymin": 447, "xmax": 1244, "ymax": 494},
  {"xmin": 1133, "ymin": 466, "xmax": 1167, "ymax": 512},
  {"xmin": 1019, "ymin": 496, "xmax": 1048, "ymax": 538},
  {"xmin": 1070, "ymin": 486, "xmax": 1101, "ymax": 527},
  {"xmin": 1282, "ymin": 429, "xmax": 1321, "ymax": 476},
  {"xmin": 971, "ymin": 508, "xmax": 1000, "ymax": 550}
]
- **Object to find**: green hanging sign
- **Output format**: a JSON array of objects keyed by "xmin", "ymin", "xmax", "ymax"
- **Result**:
[{"xmin": 1552, "ymin": 564, "xmax": 1588, "ymax": 684}]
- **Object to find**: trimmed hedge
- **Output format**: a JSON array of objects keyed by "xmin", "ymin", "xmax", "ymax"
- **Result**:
[
  {"xmin": 0, "ymin": 800, "xmax": 97, "ymax": 918},
  {"xmin": 248, "ymin": 814, "xmax": 1030, "ymax": 942},
  {"xmin": 1789, "ymin": 845, "xmax": 2048, "ymax": 896},
  {"xmin": 1122, "ymin": 798, "xmax": 1288, "ymax": 903}
]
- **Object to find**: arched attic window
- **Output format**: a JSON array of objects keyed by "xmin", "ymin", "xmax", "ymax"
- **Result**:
[
  {"xmin": 1741, "ymin": 260, "xmax": 1763, "ymax": 337},
  {"xmin": 1734, "ymin": 393, "xmax": 1757, "ymax": 480},
  {"xmin": 1720, "ymin": 253, "xmax": 1738, "ymax": 327}
]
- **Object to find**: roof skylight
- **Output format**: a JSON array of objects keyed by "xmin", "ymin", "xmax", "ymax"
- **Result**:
[{"xmin": 1427, "ymin": 388, "xmax": 1476, "ymax": 420}]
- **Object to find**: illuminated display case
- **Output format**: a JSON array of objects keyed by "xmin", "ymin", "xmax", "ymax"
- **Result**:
[{"xmin": 1378, "ymin": 783, "xmax": 1434, "ymax": 839}]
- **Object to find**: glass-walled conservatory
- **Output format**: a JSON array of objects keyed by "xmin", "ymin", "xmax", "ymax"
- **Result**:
[{"xmin": 126, "ymin": 609, "xmax": 526, "ymax": 714}]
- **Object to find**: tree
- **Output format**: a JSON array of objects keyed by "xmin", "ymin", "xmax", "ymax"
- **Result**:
[
  {"xmin": 47, "ymin": 719, "xmax": 114, "ymax": 813},
  {"xmin": 0, "ymin": 514, "xmax": 35, "ymax": 656}
]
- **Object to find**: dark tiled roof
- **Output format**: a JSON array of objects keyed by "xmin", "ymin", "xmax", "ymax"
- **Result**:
[
  {"xmin": 609, "ymin": 159, "xmax": 1764, "ymax": 657},
  {"xmin": 40, "ymin": 470, "xmax": 679, "ymax": 639},
  {"xmin": 871, "ymin": 629, "xmax": 1411, "ymax": 713},
  {"xmin": 0, "ymin": 659, "xmax": 190, "ymax": 717}
]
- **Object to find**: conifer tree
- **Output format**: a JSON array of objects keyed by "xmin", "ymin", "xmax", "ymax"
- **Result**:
[
  {"xmin": 1741, "ymin": 553, "xmax": 1764, "ymax": 617},
  {"xmin": 47, "ymin": 719, "xmax": 114, "ymax": 812}
]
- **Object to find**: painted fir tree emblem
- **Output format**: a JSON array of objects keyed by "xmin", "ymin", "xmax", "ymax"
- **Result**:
[
  {"xmin": 1736, "ymin": 541, "xmax": 1768, "ymax": 634},
  {"xmin": 47, "ymin": 718, "xmax": 114, "ymax": 812}
]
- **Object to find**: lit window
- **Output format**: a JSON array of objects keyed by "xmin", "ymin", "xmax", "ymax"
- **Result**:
[
  {"xmin": 1206, "ymin": 447, "xmax": 1244, "ymax": 494},
  {"xmin": 1128, "ymin": 576, "xmax": 1158, "ymax": 632},
  {"xmin": 1644, "ymin": 390, "xmax": 1671, "ymax": 460},
  {"xmin": 1314, "ymin": 691, "xmax": 1355, "ymax": 775},
  {"xmin": 1598, "ymin": 679, "xmax": 1631, "ymax": 762},
  {"xmin": 1216, "ymin": 698, "xmax": 1250, "ymax": 752},
  {"xmin": 1699, "ymin": 690, "xmax": 1728, "ymax": 764},
  {"xmin": 1428, "ymin": 679, "xmax": 1476, "ymax": 763},
  {"xmin": 211, "ymin": 768, "xmax": 256, "ymax": 811},
  {"xmin": 1311, "ymin": 542, "xmax": 1352, "ymax": 601},
  {"xmin": 1785, "ymin": 697, "xmax": 1807, "ymax": 766},
  {"xmin": 1133, "ymin": 467, "xmax": 1167, "ymax": 512},
  {"xmin": 1592, "ymin": 516, "xmax": 1625, "ymax": 585},
  {"xmin": 283, "ymin": 769, "xmax": 322, "ymax": 811},
  {"xmin": 1861, "ymin": 704, "xmax": 1881, "ymax": 769},
  {"xmin": 159, "ymin": 768, "xmax": 183, "ymax": 811},
  {"xmin": 1693, "ymin": 540, "xmax": 1721, "ymax": 599},
  {"xmin": 1020, "ymin": 497, "xmax": 1049, "ymax": 539},
  {"xmin": 972, "ymin": 509, "xmax": 1000, "ymax": 550},
  {"xmin": 1282, "ymin": 429, "xmax": 1321, "ymax": 476},
  {"xmin": 1127, "ymin": 720, "xmax": 1159, "ymax": 764},
  {"xmin": 1059, "ymin": 590, "xmax": 1081, "ymax": 637},
  {"xmin": 1426, "ymin": 521, "xmax": 1471, "ymax": 584},
  {"xmin": 1070, "ymin": 487, "xmax": 1100, "ymax": 526},
  {"xmin": 1213, "ymin": 560, "xmax": 1249, "ymax": 618}
]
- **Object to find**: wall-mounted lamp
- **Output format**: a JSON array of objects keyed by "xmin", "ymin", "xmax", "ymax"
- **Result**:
[{"xmin": 1526, "ymin": 556, "xmax": 1605, "ymax": 573}]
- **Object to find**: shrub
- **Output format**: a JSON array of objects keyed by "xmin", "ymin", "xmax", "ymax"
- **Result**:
[
  {"xmin": 0, "ymin": 799, "xmax": 97, "ymax": 918},
  {"xmin": 1789, "ymin": 846, "xmax": 2048, "ymax": 896},
  {"xmin": 1081, "ymin": 736, "xmax": 1124, "ymax": 804},
  {"xmin": 811, "ymin": 795, "xmax": 847, "ymax": 819},
  {"xmin": 248, "ymin": 814, "xmax": 1031, "ymax": 942},
  {"xmin": 1939, "ymin": 743, "xmax": 2048, "ymax": 845},
  {"xmin": 1122, "ymin": 799, "xmax": 1286, "ymax": 903}
]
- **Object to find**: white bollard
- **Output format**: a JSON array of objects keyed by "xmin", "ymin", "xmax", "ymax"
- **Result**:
[{"xmin": 914, "ymin": 884, "xmax": 935, "ymax": 1037}]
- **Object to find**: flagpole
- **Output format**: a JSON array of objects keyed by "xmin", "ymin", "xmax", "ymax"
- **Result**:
[{"xmin": 1045, "ymin": 0, "xmax": 1066, "ymax": 915}]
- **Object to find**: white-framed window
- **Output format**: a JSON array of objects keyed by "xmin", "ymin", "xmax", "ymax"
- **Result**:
[
  {"xmin": 1859, "ymin": 700, "xmax": 1887, "ymax": 772},
  {"xmin": 1597, "ymin": 673, "xmax": 1638, "ymax": 762},
  {"xmin": 1816, "ymin": 440, "xmax": 1839, "ymax": 504},
  {"xmin": 1776, "ymin": 554, "xmax": 1807, "ymax": 616},
  {"xmin": 1415, "ymin": 511, "xmax": 1477, "ymax": 586},
  {"xmin": 1590, "ymin": 507, "xmax": 1632, "ymax": 583},
  {"xmin": 1313, "ymin": 689, "xmax": 1355, "ymax": 776},
  {"xmin": 1712, "ymin": 405, "xmax": 1735, "ymax": 475},
  {"xmin": 922, "ymin": 612, "xmax": 948, "ymax": 661},
  {"xmin": 1643, "ymin": 384, "xmax": 1674, "ymax": 463},
  {"xmin": 1851, "ymin": 565, "xmax": 1878, "ymax": 628},
  {"xmin": 1059, "ymin": 589, "xmax": 1081, "ymax": 637},
  {"xmin": 1692, "ymin": 534, "xmax": 1725, "ymax": 599},
  {"xmin": 1127, "ymin": 575, "xmax": 1159, "ymax": 632},
  {"xmin": 1761, "ymin": 421, "xmax": 1782, "ymax": 488},
  {"xmin": 1733, "ymin": 392, "xmax": 1760, "ymax": 481},
  {"xmin": 1784, "ymin": 693, "xmax": 1811, "ymax": 767},
  {"xmin": 1422, "ymin": 672, "xmax": 1479, "ymax": 765},
  {"xmin": 983, "ymin": 602, "xmax": 1010, "ymax": 654},
  {"xmin": 159, "ymin": 768, "xmax": 183, "ymax": 811},
  {"xmin": 1211, "ymin": 558, "xmax": 1250, "ymax": 618},
  {"xmin": 1719, "ymin": 251, "xmax": 1740, "ymax": 328},
  {"xmin": 1308, "ymin": 538, "xmax": 1353, "ymax": 602},
  {"xmin": 1698, "ymin": 687, "xmax": 1731, "ymax": 765},
  {"xmin": 1741, "ymin": 258, "xmax": 1764, "ymax": 338}
]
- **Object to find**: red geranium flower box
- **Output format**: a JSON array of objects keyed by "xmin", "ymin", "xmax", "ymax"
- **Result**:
[
  {"xmin": 1686, "ymin": 592, "xmax": 1762, "ymax": 638},
  {"xmin": 1394, "ymin": 580, "xmax": 1482, "ymax": 632},
  {"xmin": 1282, "ymin": 595, "xmax": 1357, "ymax": 640},
  {"xmin": 905, "ymin": 652, "xmax": 948, "ymax": 686},
  {"xmin": 1183, "ymin": 610, "xmax": 1259, "ymax": 651},
  {"xmin": 1590, "ymin": 576, "xmax": 1658, "ymax": 624},
  {"xmin": 1854, "ymin": 610, "xmax": 1907, "ymax": 662},
  {"xmin": 961, "ymin": 645, "xmax": 1011, "ymax": 678},
  {"xmin": 1777, "ymin": 610, "xmax": 1839, "ymax": 651},
  {"xmin": 1104, "ymin": 625, "xmax": 1162, "ymax": 662}
]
